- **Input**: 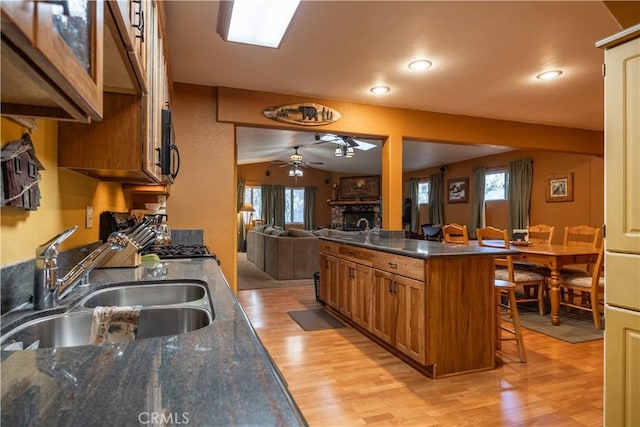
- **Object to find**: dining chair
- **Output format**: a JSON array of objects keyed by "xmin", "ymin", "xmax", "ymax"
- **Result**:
[
  {"xmin": 528, "ymin": 224, "xmax": 555, "ymax": 244},
  {"xmin": 563, "ymin": 225, "xmax": 601, "ymax": 248},
  {"xmin": 558, "ymin": 243, "xmax": 605, "ymax": 329},
  {"xmin": 442, "ymin": 223, "xmax": 469, "ymax": 245},
  {"xmin": 421, "ymin": 224, "xmax": 443, "ymax": 241},
  {"xmin": 477, "ymin": 226, "xmax": 546, "ymax": 316},
  {"xmin": 562, "ymin": 225, "xmax": 602, "ymax": 274},
  {"xmin": 494, "ymin": 279, "xmax": 527, "ymax": 363}
]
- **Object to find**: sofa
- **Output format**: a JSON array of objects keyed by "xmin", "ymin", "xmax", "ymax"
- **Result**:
[{"xmin": 246, "ymin": 226, "xmax": 320, "ymax": 280}]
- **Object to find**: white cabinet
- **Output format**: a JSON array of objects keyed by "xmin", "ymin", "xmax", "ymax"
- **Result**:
[
  {"xmin": 598, "ymin": 24, "xmax": 640, "ymax": 427},
  {"xmin": 1, "ymin": 0, "xmax": 104, "ymax": 122}
]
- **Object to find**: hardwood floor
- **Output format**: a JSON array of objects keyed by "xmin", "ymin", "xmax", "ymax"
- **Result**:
[{"xmin": 237, "ymin": 285, "xmax": 604, "ymax": 426}]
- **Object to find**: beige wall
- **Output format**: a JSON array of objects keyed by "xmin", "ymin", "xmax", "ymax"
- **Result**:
[
  {"xmin": 1, "ymin": 118, "xmax": 126, "ymax": 266},
  {"xmin": 403, "ymin": 149, "xmax": 604, "ymax": 244}
]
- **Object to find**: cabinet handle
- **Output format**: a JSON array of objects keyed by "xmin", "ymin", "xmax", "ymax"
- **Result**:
[
  {"xmin": 388, "ymin": 262, "xmax": 398, "ymax": 269},
  {"xmin": 132, "ymin": 0, "xmax": 145, "ymax": 42}
]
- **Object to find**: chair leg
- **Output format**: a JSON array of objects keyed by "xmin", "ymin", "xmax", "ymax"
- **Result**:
[
  {"xmin": 495, "ymin": 289, "xmax": 502, "ymax": 350},
  {"xmin": 537, "ymin": 282, "xmax": 545, "ymax": 315},
  {"xmin": 591, "ymin": 288, "xmax": 602, "ymax": 330},
  {"xmin": 507, "ymin": 289, "xmax": 527, "ymax": 363}
]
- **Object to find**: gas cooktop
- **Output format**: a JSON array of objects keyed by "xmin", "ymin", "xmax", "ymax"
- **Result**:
[{"xmin": 142, "ymin": 244, "xmax": 220, "ymax": 264}]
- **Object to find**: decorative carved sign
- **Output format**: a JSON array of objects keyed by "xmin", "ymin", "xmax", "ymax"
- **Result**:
[{"xmin": 263, "ymin": 103, "xmax": 341, "ymax": 126}]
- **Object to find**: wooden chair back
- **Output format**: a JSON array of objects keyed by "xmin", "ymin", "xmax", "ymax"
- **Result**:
[
  {"xmin": 528, "ymin": 224, "xmax": 555, "ymax": 244},
  {"xmin": 563, "ymin": 225, "xmax": 601, "ymax": 248},
  {"xmin": 476, "ymin": 226, "xmax": 513, "ymax": 277},
  {"xmin": 442, "ymin": 223, "xmax": 469, "ymax": 245}
]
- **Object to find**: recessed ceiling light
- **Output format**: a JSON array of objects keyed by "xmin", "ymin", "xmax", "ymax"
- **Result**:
[
  {"xmin": 408, "ymin": 59, "xmax": 432, "ymax": 71},
  {"xmin": 370, "ymin": 86, "xmax": 390, "ymax": 94},
  {"xmin": 536, "ymin": 70, "xmax": 563, "ymax": 80}
]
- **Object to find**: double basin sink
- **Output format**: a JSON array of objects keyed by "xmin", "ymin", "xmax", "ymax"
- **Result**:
[{"xmin": 0, "ymin": 280, "xmax": 214, "ymax": 350}]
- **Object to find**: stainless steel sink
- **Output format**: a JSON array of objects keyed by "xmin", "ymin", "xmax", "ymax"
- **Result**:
[
  {"xmin": 0, "ymin": 307, "xmax": 212, "ymax": 350},
  {"xmin": 80, "ymin": 282, "xmax": 208, "ymax": 308}
]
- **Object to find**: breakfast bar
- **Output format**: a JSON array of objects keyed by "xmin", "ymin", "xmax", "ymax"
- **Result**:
[{"xmin": 318, "ymin": 234, "xmax": 516, "ymax": 378}]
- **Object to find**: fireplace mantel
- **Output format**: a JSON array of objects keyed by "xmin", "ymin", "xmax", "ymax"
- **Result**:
[{"xmin": 327, "ymin": 200, "xmax": 380, "ymax": 206}]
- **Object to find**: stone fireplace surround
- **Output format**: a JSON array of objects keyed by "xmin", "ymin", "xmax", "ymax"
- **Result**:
[{"xmin": 330, "ymin": 202, "xmax": 380, "ymax": 231}]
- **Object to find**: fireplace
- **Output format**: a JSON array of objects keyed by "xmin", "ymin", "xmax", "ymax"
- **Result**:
[{"xmin": 343, "ymin": 211, "xmax": 375, "ymax": 231}]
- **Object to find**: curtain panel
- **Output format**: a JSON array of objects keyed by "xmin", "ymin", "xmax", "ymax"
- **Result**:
[
  {"xmin": 469, "ymin": 166, "xmax": 487, "ymax": 239},
  {"xmin": 428, "ymin": 173, "xmax": 444, "ymax": 225},
  {"xmin": 304, "ymin": 186, "xmax": 316, "ymax": 230},
  {"xmin": 408, "ymin": 178, "xmax": 419, "ymax": 233},
  {"xmin": 508, "ymin": 158, "xmax": 533, "ymax": 235}
]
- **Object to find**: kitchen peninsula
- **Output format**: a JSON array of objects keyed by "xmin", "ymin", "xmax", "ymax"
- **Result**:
[{"xmin": 319, "ymin": 234, "xmax": 516, "ymax": 378}]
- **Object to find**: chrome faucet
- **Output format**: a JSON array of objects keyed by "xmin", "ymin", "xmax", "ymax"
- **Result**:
[
  {"xmin": 356, "ymin": 217, "xmax": 370, "ymax": 232},
  {"xmin": 33, "ymin": 226, "xmax": 129, "ymax": 310}
]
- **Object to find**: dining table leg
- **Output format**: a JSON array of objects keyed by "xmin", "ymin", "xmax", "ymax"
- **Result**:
[{"xmin": 549, "ymin": 267, "xmax": 561, "ymax": 326}]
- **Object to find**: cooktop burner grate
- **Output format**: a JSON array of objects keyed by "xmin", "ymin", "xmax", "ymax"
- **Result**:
[{"xmin": 142, "ymin": 244, "xmax": 220, "ymax": 264}]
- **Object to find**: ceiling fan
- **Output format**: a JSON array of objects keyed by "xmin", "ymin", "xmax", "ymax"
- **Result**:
[
  {"xmin": 270, "ymin": 146, "xmax": 324, "ymax": 168},
  {"xmin": 314, "ymin": 133, "xmax": 377, "ymax": 151}
]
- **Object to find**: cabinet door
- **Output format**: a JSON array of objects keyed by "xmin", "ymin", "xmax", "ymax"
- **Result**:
[
  {"xmin": 371, "ymin": 270, "xmax": 395, "ymax": 344},
  {"xmin": 320, "ymin": 254, "xmax": 339, "ymax": 309},
  {"xmin": 337, "ymin": 260, "xmax": 354, "ymax": 319},
  {"xmin": 1, "ymin": 0, "xmax": 103, "ymax": 122},
  {"xmin": 394, "ymin": 275, "xmax": 426, "ymax": 364},
  {"xmin": 604, "ymin": 306, "xmax": 640, "ymax": 427},
  {"xmin": 604, "ymin": 35, "xmax": 640, "ymax": 255},
  {"xmin": 352, "ymin": 264, "xmax": 373, "ymax": 331}
]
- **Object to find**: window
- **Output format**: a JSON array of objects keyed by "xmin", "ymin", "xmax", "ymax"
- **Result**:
[
  {"xmin": 285, "ymin": 187, "xmax": 304, "ymax": 224},
  {"xmin": 418, "ymin": 181, "xmax": 430, "ymax": 204},
  {"xmin": 244, "ymin": 186, "xmax": 262, "ymax": 220},
  {"xmin": 485, "ymin": 171, "xmax": 507, "ymax": 200}
]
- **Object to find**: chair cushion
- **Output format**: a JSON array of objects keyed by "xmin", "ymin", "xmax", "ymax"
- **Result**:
[
  {"xmin": 560, "ymin": 273, "xmax": 604, "ymax": 289},
  {"xmin": 495, "ymin": 268, "xmax": 544, "ymax": 282}
]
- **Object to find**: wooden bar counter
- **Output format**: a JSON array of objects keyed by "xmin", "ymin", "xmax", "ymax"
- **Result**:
[{"xmin": 318, "ymin": 234, "xmax": 516, "ymax": 378}]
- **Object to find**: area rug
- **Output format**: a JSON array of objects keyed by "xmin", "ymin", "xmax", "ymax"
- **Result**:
[
  {"xmin": 514, "ymin": 305, "xmax": 604, "ymax": 343},
  {"xmin": 237, "ymin": 252, "xmax": 314, "ymax": 290},
  {"xmin": 287, "ymin": 309, "xmax": 345, "ymax": 331}
]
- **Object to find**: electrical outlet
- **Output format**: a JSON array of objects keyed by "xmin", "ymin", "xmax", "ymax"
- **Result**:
[{"xmin": 85, "ymin": 206, "xmax": 93, "ymax": 229}]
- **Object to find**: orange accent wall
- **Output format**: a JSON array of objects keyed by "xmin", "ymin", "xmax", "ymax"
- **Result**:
[
  {"xmin": 1, "ymin": 118, "xmax": 126, "ymax": 266},
  {"xmin": 403, "ymin": 149, "xmax": 604, "ymax": 244}
]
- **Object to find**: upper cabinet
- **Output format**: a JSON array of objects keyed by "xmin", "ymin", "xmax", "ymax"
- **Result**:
[
  {"xmin": 58, "ymin": 0, "xmax": 171, "ymax": 184},
  {"xmin": 1, "ymin": 0, "xmax": 104, "ymax": 122},
  {"xmin": 103, "ymin": 0, "xmax": 149, "ymax": 93}
]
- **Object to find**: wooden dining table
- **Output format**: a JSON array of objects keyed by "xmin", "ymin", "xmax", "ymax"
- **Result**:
[{"xmin": 510, "ymin": 243, "xmax": 600, "ymax": 326}]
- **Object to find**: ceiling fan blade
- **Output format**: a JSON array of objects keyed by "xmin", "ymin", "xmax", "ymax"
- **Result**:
[{"xmin": 307, "ymin": 161, "xmax": 324, "ymax": 165}]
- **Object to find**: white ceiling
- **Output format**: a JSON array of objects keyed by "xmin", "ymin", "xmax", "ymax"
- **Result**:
[{"xmin": 164, "ymin": 1, "xmax": 621, "ymax": 174}]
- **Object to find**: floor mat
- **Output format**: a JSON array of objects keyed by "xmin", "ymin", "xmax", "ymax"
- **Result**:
[{"xmin": 287, "ymin": 309, "xmax": 346, "ymax": 331}]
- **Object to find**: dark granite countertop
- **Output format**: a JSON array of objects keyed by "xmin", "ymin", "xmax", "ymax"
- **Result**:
[
  {"xmin": 319, "ymin": 235, "xmax": 517, "ymax": 259},
  {"xmin": 0, "ymin": 259, "xmax": 307, "ymax": 427}
]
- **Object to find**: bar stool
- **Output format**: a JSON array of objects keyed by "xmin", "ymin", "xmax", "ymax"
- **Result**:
[{"xmin": 495, "ymin": 279, "xmax": 527, "ymax": 363}]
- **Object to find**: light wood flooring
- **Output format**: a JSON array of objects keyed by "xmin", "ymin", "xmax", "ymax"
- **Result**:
[{"xmin": 237, "ymin": 285, "xmax": 604, "ymax": 427}]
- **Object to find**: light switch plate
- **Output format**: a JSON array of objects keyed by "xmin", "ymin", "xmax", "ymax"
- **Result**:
[{"xmin": 85, "ymin": 206, "xmax": 93, "ymax": 229}]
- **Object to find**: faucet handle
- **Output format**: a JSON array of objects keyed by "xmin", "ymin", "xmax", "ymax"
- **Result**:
[{"xmin": 35, "ymin": 226, "xmax": 78, "ymax": 258}]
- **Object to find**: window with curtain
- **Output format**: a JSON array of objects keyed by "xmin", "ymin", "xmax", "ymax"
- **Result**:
[
  {"xmin": 285, "ymin": 187, "xmax": 304, "ymax": 224},
  {"xmin": 485, "ymin": 170, "xmax": 508, "ymax": 200},
  {"xmin": 244, "ymin": 186, "xmax": 262, "ymax": 220},
  {"xmin": 418, "ymin": 181, "xmax": 430, "ymax": 204}
]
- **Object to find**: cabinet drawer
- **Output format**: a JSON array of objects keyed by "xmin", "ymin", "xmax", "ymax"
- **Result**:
[
  {"xmin": 373, "ymin": 252, "xmax": 425, "ymax": 281},
  {"xmin": 338, "ymin": 245, "xmax": 375, "ymax": 266},
  {"xmin": 319, "ymin": 241, "xmax": 340, "ymax": 256}
]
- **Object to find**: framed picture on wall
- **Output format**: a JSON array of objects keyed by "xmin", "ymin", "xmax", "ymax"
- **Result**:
[
  {"xmin": 339, "ymin": 175, "xmax": 380, "ymax": 200},
  {"xmin": 545, "ymin": 173, "xmax": 573, "ymax": 202},
  {"xmin": 447, "ymin": 177, "xmax": 469, "ymax": 203}
]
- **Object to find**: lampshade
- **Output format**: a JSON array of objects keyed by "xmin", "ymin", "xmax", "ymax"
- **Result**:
[
  {"xmin": 334, "ymin": 146, "xmax": 343, "ymax": 157},
  {"xmin": 239, "ymin": 202, "xmax": 255, "ymax": 212},
  {"xmin": 346, "ymin": 146, "xmax": 355, "ymax": 157}
]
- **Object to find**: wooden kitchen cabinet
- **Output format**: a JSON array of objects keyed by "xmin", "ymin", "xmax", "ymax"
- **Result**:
[
  {"xmin": 372, "ymin": 269, "xmax": 425, "ymax": 364},
  {"xmin": 319, "ymin": 239, "xmax": 496, "ymax": 378},
  {"xmin": 1, "ymin": 0, "xmax": 104, "ymax": 122},
  {"xmin": 58, "ymin": 0, "xmax": 170, "ymax": 183},
  {"xmin": 319, "ymin": 253, "xmax": 339, "ymax": 310}
]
